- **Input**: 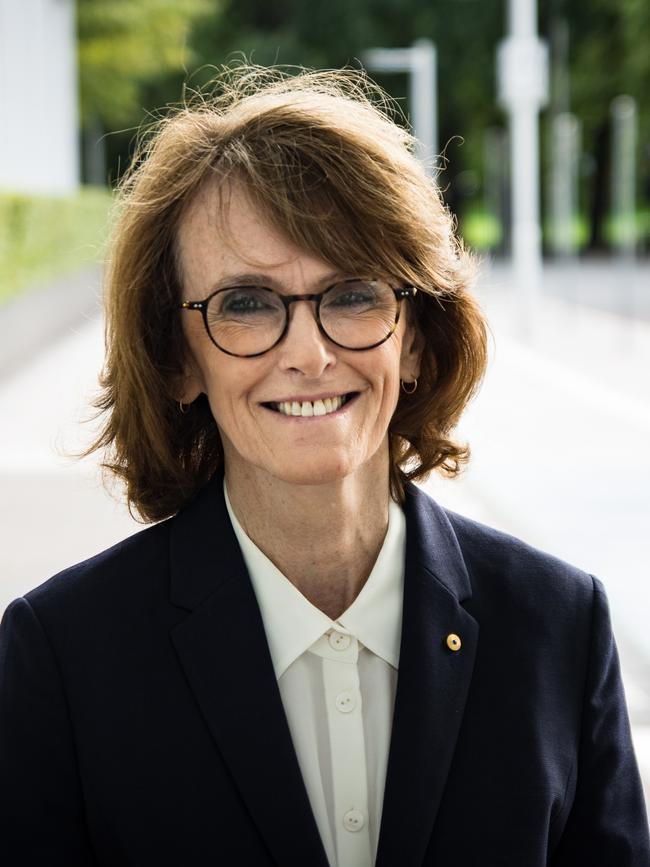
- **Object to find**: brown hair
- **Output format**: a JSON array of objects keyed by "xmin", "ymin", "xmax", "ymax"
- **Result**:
[{"xmin": 86, "ymin": 64, "xmax": 488, "ymax": 522}]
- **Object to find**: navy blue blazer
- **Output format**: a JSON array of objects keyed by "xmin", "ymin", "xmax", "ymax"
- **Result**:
[{"xmin": 1, "ymin": 478, "xmax": 648, "ymax": 866}]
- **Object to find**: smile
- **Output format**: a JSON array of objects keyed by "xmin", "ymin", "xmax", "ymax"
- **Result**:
[{"xmin": 265, "ymin": 393, "xmax": 357, "ymax": 417}]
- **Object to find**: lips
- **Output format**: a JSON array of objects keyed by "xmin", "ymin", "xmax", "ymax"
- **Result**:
[{"xmin": 263, "ymin": 392, "xmax": 358, "ymax": 417}]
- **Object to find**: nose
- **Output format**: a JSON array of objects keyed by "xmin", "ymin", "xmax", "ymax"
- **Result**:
[{"xmin": 275, "ymin": 298, "xmax": 336, "ymax": 377}]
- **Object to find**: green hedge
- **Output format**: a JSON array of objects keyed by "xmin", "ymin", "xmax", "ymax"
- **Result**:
[
  {"xmin": 0, "ymin": 187, "xmax": 113, "ymax": 304},
  {"xmin": 460, "ymin": 205, "xmax": 650, "ymax": 253}
]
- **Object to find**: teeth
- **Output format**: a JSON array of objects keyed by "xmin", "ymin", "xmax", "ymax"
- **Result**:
[{"xmin": 275, "ymin": 395, "xmax": 348, "ymax": 416}]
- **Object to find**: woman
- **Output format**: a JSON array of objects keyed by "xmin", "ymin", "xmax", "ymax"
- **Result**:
[{"xmin": 0, "ymin": 67, "xmax": 648, "ymax": 867}]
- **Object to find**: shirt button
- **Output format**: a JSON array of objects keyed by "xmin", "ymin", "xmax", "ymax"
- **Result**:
[
  {"xmin": 329, "ymin": 630, "xmax": 351, "ymax": 650},
  {"xmin": 335, "ymin": 690, "xmax": 356, "ymax": 713},
  {"xmin": 343, "ymin": 808, "xmax": 365, "ymax": 832}
]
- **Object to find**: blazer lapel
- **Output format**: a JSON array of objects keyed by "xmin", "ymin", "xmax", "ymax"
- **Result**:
[
  {"xmin": 168, "ymin": 477, "xmax": 330, "ymax": 867},
  {"xmin": 375, "ymin": 484, "xmax": 479, "ymax": 867}
]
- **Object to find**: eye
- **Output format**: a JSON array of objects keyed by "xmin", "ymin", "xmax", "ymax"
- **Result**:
[
  {"xmin": 212, "ymin": 287, "xmax": 281, "ymax": 319},
  {"xmin": 326, "ymin": 280, "xmax": 379, "ymax": 309},
  {"xmin": 223, "ymin": 290, "xmax": 270, "ymax": 312}
]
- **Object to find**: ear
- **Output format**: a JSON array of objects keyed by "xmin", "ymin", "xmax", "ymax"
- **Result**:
[
  {"xmin": 399, "ymin": 320, "xmax": 424, "ymax": 383},
  {"xmin": 173, "ymin": 350, "xmax": 206, "ymax": 404}
]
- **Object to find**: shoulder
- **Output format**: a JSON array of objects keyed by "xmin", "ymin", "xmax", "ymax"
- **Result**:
[
  {"xmin": 413, "ymin": 495, "xmax": 613, "ymax": 704},
  {"xmin": 10, "ymin": 474, "xmax": 231, "ymax": 640},
  {"xmin": 407, "ymin": 483, "xmax": 598, "ymax": 616},
  {"xmin": 445, "ymin": 504, "xmax": 591, "ymax": 578},
  {"xmin": 21, "ymin": 518, "xmax": 173, "ymax": 624},
  {"xmin": 443, "ymin": 503, "xmax": 598, "ymax": 622}
]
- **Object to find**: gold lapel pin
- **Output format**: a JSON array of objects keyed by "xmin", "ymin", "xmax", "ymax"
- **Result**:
[{"xmin": 446, "ymin": 633, "xmax": 462, "ymax": 652}]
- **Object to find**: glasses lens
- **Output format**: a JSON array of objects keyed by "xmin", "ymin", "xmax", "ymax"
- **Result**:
[
  {"xmin": 320, "ymin": 280, "xmax": 398, "ymax": 349},
  {"xmin": 207, "ymin": 287, "xmax": 285, "ymax": 356}
]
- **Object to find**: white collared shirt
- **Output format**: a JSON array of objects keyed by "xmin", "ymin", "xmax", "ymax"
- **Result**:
[{"xmin": 224, "ymin": 483, "xmax": 406, "ymax": 867}]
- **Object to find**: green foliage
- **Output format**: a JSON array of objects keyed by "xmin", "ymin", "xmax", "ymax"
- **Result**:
[
  {"xmin": 78, "ymin": 0, "xmax": 214, "ymax": 128},
  {"xmin": 0, "ymin": 188, "xmax": 112, "ymax": 304},
  {"xmin": 603, "ymin": 209, "xmax": 650, "ymax": 248},
  {"xmin": 79, "ymin": 0, "xmax": 649, "ymax": 250},
  {"xmin": 568, "ymin": 0, "xmax": 649, "ymax": 138},
  {"xmin": 187, "ymin": 0, "xmax": 504, "ymax": 157},
  {"xmin": 175, "ymin": 0, "xmax": 506, "ymax": 216},
  {"xmin": 460, "ymin": 209, "xmax": 502, "ymax": 252}
]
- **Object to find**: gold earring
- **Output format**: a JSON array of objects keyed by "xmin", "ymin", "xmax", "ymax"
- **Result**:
[
  {"xmin": 179, "ymin": 401, "xmax": 190, "ymax": 414},
  {"xmin": 401, "ymin": 379, "xmax": 418, "ymax": 394}
]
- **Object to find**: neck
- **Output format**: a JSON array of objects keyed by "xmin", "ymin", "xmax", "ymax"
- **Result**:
[{"xmin": 224, "ymin": 449, "xmax": 391, "ymax": 620}]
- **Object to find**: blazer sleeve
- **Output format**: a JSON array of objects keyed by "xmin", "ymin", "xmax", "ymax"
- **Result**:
[
  {"xmin": 0, "ymin": 596, "xmax": 97, "ymax": 866},
  {"xmin": 550, "ymin": 576, "xmax": 650, "ymax": 866}
]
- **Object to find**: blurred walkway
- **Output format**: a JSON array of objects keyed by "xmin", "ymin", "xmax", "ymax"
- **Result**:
[
  {"xmin": 541, "ymin": 257, "xmax": 650, "ymax": 322},
  {"xmin": 0, "ymin": 314, "xmax": 140, "ymax": 610},
  {"xmin": 1, "ymin": 258, "xmax": 649, "ymax": 803}
]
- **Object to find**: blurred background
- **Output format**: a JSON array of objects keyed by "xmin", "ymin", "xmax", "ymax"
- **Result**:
[{"xmin": 0, "ymin": 0, "xmax": 648, "ymax": 804}]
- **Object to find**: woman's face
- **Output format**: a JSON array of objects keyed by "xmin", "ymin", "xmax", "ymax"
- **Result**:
[{"xmin": 176, "ymin": 180, "xmax": 422, "ymax": 489}]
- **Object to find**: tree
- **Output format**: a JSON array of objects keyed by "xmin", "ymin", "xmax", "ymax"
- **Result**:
[
  {"xmin": 543, "ymin": 0, "xmax": 650, "ymax": 249},
  {"xmin": 77, "ymin": 0, "xmax": 214, "ymax": 182},
  {"xmin": 184, "ymin": 0, "xmax": 505, "ymax": 217},
  {"xmin": 83, "ymin": 0, "xmax": 649, "ymax": 251}
]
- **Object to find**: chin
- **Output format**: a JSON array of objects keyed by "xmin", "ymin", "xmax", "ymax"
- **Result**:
[{"xmin": 264, "ymin": 454, "xmax": 362, "ymax": 488}]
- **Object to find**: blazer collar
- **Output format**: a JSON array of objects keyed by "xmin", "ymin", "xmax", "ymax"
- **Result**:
[
  {"xmin": 170, "ymin": 474, "xmax": 472, "ymax": 611},
  {"xmin": 168, "ymin": 474, "xmax": 235, "ymax": 612},
  {"xmin": 168, "ymin": 476, "xmax": 473, "ymax": 611},
  {"xmin": 375, "ymin": 483, "xmax": 478, "ymax": 867},
  {"xmin": 402, "ymin": 480, "xmax": 473, "ymax": 602},
  {"xmin": 168, "ymin": 476, "xmax": 478, "ymax": 867},
  {"xmin": 169, "ymin": 474, "xmax": 331, "ymax": 867},
  {"xmin": 225, "ymin": 480, "xmax": 407, "ymax": 678}
]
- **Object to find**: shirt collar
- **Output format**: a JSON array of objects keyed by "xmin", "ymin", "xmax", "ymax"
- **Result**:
[{"xmin": 224, "ymin": 481, "xmax": 406, "ymax": 680}]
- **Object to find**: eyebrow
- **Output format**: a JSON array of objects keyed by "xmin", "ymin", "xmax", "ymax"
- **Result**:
[{"xmin": 210, "ymin": 270, "xmax": 351, "ymax": 292}]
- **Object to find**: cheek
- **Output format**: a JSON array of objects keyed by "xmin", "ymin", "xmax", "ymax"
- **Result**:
[
  {"xmin": 200, "ymin": 358, "xmax": 267, "ymax": 421},
  {"xmin": 364, "ymin": 347, "xmax": 403, "ymax": 417},
  {"xmin": 204, "ymin": 375, "xmax": 237, "ymax": 423},
  {"xmin": 381, "ymin": 341, "xmax": 406, "ymax": 387},
  {"xmin": 188, "ymin": 352, "xmax": 232, "ymax": 419}
]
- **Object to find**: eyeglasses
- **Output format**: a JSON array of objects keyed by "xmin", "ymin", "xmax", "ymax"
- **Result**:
[{"xmin": 179, "ymin": 277, "xmax": 417, "ymax": 358}]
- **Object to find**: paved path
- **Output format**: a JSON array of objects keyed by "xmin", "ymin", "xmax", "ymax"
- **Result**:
[
  {"xmin": 0, "ymin": 266, "xmax": 102, "ymax": 376},
  {"xmin": 541, "ymin": 258, "xmax": 650, "ymax": 321},
  {"xmin": 0, "ymin": 258, "xmax": 648, "ymax": 803},
  {"xmin": 0, "ymin": 316, "xmax": 140, "ymax": 608}
]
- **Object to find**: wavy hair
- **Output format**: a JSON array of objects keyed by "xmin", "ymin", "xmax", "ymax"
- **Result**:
[{"xmin": 84, "ymin": 64, "xmax": 488, "ymax": 522}]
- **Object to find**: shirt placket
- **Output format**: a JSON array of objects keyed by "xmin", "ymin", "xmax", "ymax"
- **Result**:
[{"xmin": 311, "ymin": 627, "xmax": 373, "ymax": 867}]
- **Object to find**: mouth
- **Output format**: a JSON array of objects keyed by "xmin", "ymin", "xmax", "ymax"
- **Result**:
[{"xmin": 262, "ymin": 392, "xmax": 359, "ymax": 418}]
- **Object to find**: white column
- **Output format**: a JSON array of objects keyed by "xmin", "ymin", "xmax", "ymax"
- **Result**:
[
  {"xmin": 0, "ymin": 0, "xmax": 79, "ymax": 195},
  {"xmin": 549, "ymin": 113, "xmax": 581, "ymax": 258},
  {"xmin": 409, "ymin": 39, "xmax": 437, "ymax": 166},
  {"xmin": 610, "ymin": 95, "xmax": 637, "ymax": 259},
  {"xmin": 497, "ymin": 0, "xmax": 548, "ymax": 338},
  {"xmin": 511, "ymin": 0, "xmax": 536, "ymax": 37},
  {"xmin": 363, "ymin": 41, "xmax": 438, "ymax": 173}
]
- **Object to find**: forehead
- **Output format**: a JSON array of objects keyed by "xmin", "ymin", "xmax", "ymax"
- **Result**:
[{"xmin": 175, "ymin": 178, "xmax": 334, "ymax": 290}]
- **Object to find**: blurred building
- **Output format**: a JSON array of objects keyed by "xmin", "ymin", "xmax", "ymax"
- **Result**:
[{"xmin": 0, "ymin": 0, "xmax": 78, "ymax": 195}]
